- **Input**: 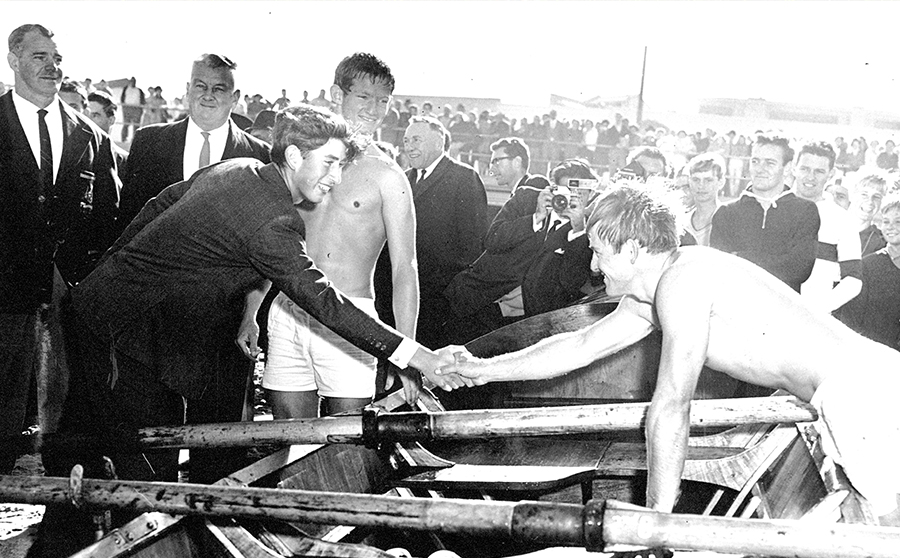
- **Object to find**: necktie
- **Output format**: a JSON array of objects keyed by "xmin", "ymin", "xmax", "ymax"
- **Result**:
[
  {"xmin": 199, "ymin": 131, "xmax": 211, "ymax": 168},
  {"xmin": 38, "ymin": 109, "xmax": 53, "ymax": 189}
]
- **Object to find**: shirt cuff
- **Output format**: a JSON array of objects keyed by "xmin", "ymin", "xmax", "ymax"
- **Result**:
[
  {"xmin": 568, "ymin": 229, "xmax": 585, "ymax": 241},
  {"xmin": 532, "ymin": 214, "xmax": 544, "ymax": 232},
  {"xmin": 388, "ymin": 336, "xmax": 420, "ymax": 369}
]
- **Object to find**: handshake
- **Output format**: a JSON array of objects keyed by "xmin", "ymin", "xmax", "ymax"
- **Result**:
[{"xmin": 408, "ymin": 344, "xmax": 493, "ymax": 399}]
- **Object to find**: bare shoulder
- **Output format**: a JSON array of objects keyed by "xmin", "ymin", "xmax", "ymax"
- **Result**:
[{"xmin": 656, "ymin": 248, "xmax": 719, "ymax": 310}]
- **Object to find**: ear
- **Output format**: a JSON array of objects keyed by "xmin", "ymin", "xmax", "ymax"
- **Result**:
[
  {"xmin": 330, "ymin": 84, "xmax": 343, "ymax": 107},
  {"xmin": 285, "ymin": 145, "xmax": 304, "ymax": 169},
  {"xmin": 7, "ymin": 52, "xmax": 18, "ymax": 73},
  {"xmin": 783, "ymin": 161, "xmax": 793, "ymax": 180},
  {"xmin": 826, "ymin": 167, "xmax": 836, "ymax": 182},
  {"xmin": 231, "ymin": 89, "xmax": 241, "ymax": 106},
  {"xmin": 625, "ymin": 239, "xmax": 640, "ymax": 264}
]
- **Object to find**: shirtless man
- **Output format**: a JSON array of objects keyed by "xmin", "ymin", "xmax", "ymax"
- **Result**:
[
  {"xmin": 239, "ymin": 53, "xmax": 419, "ymax": 418},
  {"xmin": 442, "ymin": 184, "xmax": 900, "ymax": 526}
]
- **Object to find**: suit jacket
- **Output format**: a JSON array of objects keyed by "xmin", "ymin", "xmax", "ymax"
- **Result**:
[
  {"xmin": 117, "ymin": 117, "xmax": 271, "ymax": 231},
  {"xmin": 0, "ymin": 91, "xmax": 121, "ymax": 313},
  {"xmin": 74, "ymin": 160, "xmax": 405, "ymax": 399},
  {"xmin": 410, "ymin": 155, "xmax": 488, "ymax": 301},
  {"xmin": 443, "ymin": 174, "xmax": 549, "ymax": 316}
]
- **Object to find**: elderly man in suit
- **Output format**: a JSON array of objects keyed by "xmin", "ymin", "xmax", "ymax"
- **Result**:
[
  {"xmin": 32, "ymin": 106, "xmax": 464, "ymax": 557},
  {"xmin": 117, "ymin": 53, "xmax": 270, "ymax": 231},
  {"xmin": 0, "ymin": 23, "xmax": 120, "ymax": 473},
  {"xmin": 401, "ymin": 116, "xmax": 488, "ymax": 348}
]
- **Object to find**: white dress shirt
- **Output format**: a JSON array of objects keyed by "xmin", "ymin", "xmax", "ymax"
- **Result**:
[
  {"xmin": 12, "ymin": 90, "xmax": 63, "ymax": 184},
  {"xmin": 183, "ymin": 117, "xmax": 231, "ymax": 180}
]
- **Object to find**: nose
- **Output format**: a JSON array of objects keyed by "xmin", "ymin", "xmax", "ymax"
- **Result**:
[
  {"xmin": 590, "ymin": 253, "xmax": 602, "ymax": 274},
  {"xmin": 330, "ymin": 164, "xmax": 343, "ymax": 185}
]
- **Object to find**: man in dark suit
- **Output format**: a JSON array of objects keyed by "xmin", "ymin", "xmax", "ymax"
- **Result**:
[
  {"xmin": 117, "ymin": 53, "xmax": 270, "ymax": 232},
  {"xmin": 402, "ymin": 116, "xmax": 488, "ymax": 348},
  {"xmin": 32, "ymin": 105, "xmax": 462, "ymax": 558},
  {"xmin": 114, "ymin": 53, "xmax": 271, "ymax": 481},
  {"xmin": 0, "ymin": 23, "xmax": 120, "ymax": 473}
]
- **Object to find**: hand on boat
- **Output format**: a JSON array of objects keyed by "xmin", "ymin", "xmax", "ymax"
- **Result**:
[{"xmin": 396, "ymin": 365, "xmax": 423, "ymax": 404}]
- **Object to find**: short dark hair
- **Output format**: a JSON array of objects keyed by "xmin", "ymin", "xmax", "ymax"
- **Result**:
[
  {"xmin": 88, "ymin": 90, "xmax": 117, "ymax": 118},
  {"xmin": 797, "ymin": 141, "xmax": 836, "ymax": 170},
  {"xmin": 194, "ymin": 53, "xmax": 237, "ymax": 72},
  {"xmin": 271, "ymin": 105, "xmax": 362, "ymax": 166},
  {"xmin": 8, "ymin": 24, "xmax": 53, "ymax": 54},
  {"xmin": 490, "ymin": 137, "xmax": 530, "ymax": 170},
  {"xmin": 59, "ymin": 79, "xmax": 87, "ymax": 105},
  {"xmin": 409, "ymin": 115, "xmax": 450, "ymax": 152},
  {"xmin": 755, "ymin": 135, "xmax": 794, "ymax": 165},
  {"xmin": 628, "ymin": 146, "xmax": 667, "ymax": 168},
  {"xmin": 587, "ymin": 185, "xmax": 680, "ymax": 254},
  {"xmin": 334, "ymin": 52, "xmax": 395, "ymax": 94},
  {"xmin": 550, "ymin": 159, "xmax": 597, "ymax": 185}
]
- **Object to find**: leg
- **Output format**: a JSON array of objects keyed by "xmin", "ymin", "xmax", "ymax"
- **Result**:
[
  {"xmin": 0, "ymin": 312, "xmax": 35, "ymax": 473},
  {"xmin": 265, "ymin": 389, "xmax": 320, "ymax": 419}
]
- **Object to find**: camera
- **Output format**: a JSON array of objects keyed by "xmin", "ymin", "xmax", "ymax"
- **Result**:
[
  {"xmin": 551, "ymin": 186, "xmax": 572, "ymax": 212},
  {"xmin": 567, "ymin": 178, "xmax": 599, "ymax": 191}
]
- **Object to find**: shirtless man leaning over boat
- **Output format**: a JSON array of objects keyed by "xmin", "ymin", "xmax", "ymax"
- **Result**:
[
  {"xmin": 441, "ymin": 184, "xmax": 900, "ymax": 526},
  {"xmin": 238, "ymin": 53, "xmax": 420, "ymax": 417}
]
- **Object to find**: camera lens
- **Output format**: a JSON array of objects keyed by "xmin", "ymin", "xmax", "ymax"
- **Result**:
[{"xmin": 551, "ymin": 194, "xmax": 569, "ymax": 212}]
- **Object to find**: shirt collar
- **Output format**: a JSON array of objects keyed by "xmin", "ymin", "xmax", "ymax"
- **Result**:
[
  {"xmin": 187, "ymin": 115, "xmax": 231, "ymax": 140},
  {"xmin": 420, "ymin": 153, "xmax": 444, "ymax": 179},
  {"xmin": 741, "ymin": 185, "xmax": 793, "ymax": 208},
  {"xmin": 12, "ymin": 88, "xmax": 59, "ymax": 117}
]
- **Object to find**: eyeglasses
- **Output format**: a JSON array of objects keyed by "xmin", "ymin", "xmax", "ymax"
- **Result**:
[{"xmin": 490, "ymin": 156, "xmax": 512, "ymax": 166}]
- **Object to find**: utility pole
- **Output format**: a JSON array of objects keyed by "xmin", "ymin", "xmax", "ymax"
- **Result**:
[{"xmin": 637, "ymin": 47, "xmax": 647, "ymax": 125}]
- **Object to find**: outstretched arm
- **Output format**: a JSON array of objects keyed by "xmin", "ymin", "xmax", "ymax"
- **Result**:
[
  {"xmin": 442, "ymin": 296, "xmax": 655, "ymax": 384},
  {"xmin": 645, "ymin": 265, "xmax": 711, "ymax": 512}
]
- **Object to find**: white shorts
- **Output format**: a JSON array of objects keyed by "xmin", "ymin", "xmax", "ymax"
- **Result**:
[
  {"xmin": 262, "ymin": 292, "xmax": 377, "ymax": 398},
  {"xmin": 811, "ymin": 364, "xmax": 900, "ymax": 516}
]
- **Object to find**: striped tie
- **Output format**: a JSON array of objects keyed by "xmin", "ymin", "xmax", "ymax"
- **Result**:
[{"xmin": 38, "ymin": 109, "xmax": 53, "ymax": 189}]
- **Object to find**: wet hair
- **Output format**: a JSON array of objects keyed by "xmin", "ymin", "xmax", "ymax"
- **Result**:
[
  {"xmin": 8, "ymin": 24, "xmax": 53, "ymax": 54},
  {"xmin": 271, "ymin": 105, "xmax": 362, "ymax": 166},
  {"xmin": 797, "ymin": 141, "xmax": 836, "ymax": 170},
  {"xmin": 687, "ymin": 152, "xmax": 726, "ymax": 179},
  {"xmin": 409, "ymin": 115, "xmax": 450, "ymax": 152},
  {"xmin": 550, "ymin": 159, "xmax": 597, "ymax": 185},
  {"xmin": 754, "ymin": 135, "xmax": 794, "ymax": 165},
  {"xmin": 587, "ymin": 184, "xmax": 680, "ymax": 254},
  {"xmin": 334, "ymin": 53, "xmax": 395, "ymax": 94},
  {"xmin": 88, "ymin": 90, "xmax": 117, "ymax": 118},
  {"xmin": 627, "ymin": 146, "xmax": 667, "ymax": 168},
  {"xmin": 490, "ymin": 137, "xmax": 530, "ymax": 170}
]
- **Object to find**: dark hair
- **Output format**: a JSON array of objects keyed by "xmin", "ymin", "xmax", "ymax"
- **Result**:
[
  {"xmin": 194, "ymin": 53, "xmax": 237, "ymax": 71},
  {"xmin": 490, "ymin": 137, "xmax": 530, "ymax": 170},
  {"xmin": 8, "ymin": 24, "xmax": 53, "ymax": 54},
  {"xmin": 755, "ymin": 135, "xmax": 794, "ymax": 165},
  {"xmin": 408, "ymin": 115, "xmax": 450, "ymax": 152},
  {"xmin": 59, "ymin": 79, "xmax": 86, "ymax": 104},
  {"xmin": 550, "ymin": 159, "xmax": 597, "ymax": 185},
  {"xmin": 587, "ymin": 185, "xmax": 680, "ymax": 254},
  {"xmin": 334, "ymin": 52, "xmax": 395, "ymax": 94},
  {"xmin": 797, "ymin": 141, "xmax": 836, "ymax": 170},
  {"xmin": 687, "ymin": 152, "xmax": 726, "ymax": 179},
  {"xmin": 628, "ymin": 146, "xmax": 667, "ymax": 168},
  {"xmin": 88, "ymin": 90, "xmax": 117, "ymax": 118},
  {"xmin": 271, "ymin": 105, "xmax": 362, "ymax": 166}
]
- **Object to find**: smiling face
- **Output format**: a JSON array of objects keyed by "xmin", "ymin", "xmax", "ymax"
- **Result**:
[
  {"xmin": 333, "ymin": 76, "xmax": 392, "ymax": 136},
  {"xmin": 186, "ymin": 61, "xmax": 238, "ymax": 131},
  {"xmin": 7, "ymin": 30, "xmax": 62, "ymax": 107},
  {"xmin": 589, "ymin": 229, "xmax": 636, "ymax": 297},
  {"xmin": 403, "ymin": 122, "xmax": 443, "ymax": 169},
  {"xmin": 793, "ymin": 152, "xmax": 834, "ymax": 201},
  {"xmin": 881, "ymin": 206, "xmax": 900, "ymax": 247},
  {"xmin": 851, "ymin": 183, "xmax": 885, "ymax": 224},
  {"xmin": 284, "ymin": 138, "xmax": 347, "ymax": 205},
  {"xmin": 750, "ymin": 143, "xmax": 790, "ymax": 195}
]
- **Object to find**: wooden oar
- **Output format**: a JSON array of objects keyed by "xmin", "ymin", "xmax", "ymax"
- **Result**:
[
  {"xmin": 0, "ymin": 476, "xmax": 895, "ymax": 558},
  {"xmin": 52, "ymin": 395, "xmax": 815, "ymax": 451}
]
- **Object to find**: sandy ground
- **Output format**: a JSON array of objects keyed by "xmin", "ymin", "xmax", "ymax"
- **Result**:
[{"xmin": 0, "ymin": 453, "xmax": 45, "ymax": 557}]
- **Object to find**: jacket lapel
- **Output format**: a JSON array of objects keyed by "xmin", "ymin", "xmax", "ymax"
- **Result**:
[
  {"xmin": 412, "ymin": 155, "xmax": 448, "ymax": 200},
  {"xmin": 0, "ymin": 92, "xmax": 40, "ymax": 179},
  {"xmin": 57, "ymin": 100, "xmax": 92, "ymax": 183}
]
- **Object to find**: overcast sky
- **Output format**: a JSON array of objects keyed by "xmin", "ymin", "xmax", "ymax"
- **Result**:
[{"xmin": 4, "ymin": 1, "xmax": 900, "ymax": 114}]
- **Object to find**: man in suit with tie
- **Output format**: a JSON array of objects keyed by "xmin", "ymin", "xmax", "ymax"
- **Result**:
[
  {"xmin": 115, "ymin": 52, "xmax": 271, "ymax": 482},
  {"xmin": 33, "ymin": 106, "xmax": 464, "ymax": 557},
  {"xmin": 401, "ymin": 116, "xmax": 488, "ymax": 348},
  {"xmin": 117, "ymin": 53, "xmax": 270, "ymax": 231},
  {"xmin": 0, "ymin": 23, "xmax": 120, "ymax": 473}
]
